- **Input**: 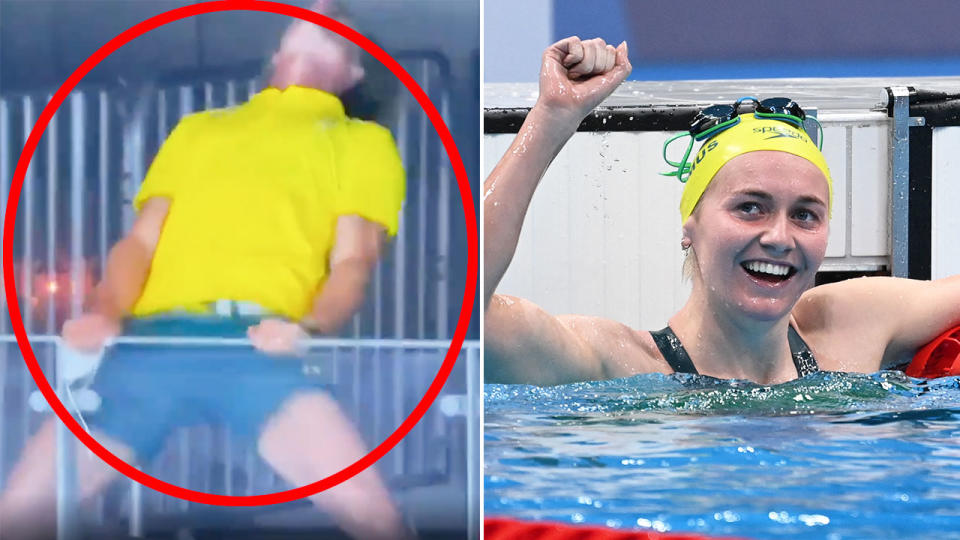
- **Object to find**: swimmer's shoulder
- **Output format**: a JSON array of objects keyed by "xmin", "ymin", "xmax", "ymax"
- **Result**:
[
  {"xmin": 634, "ymin": 328, "xmax": 677, "ymax": 375},
  {"xmin": 580, "ymin": 320, "xmax": 674, "ymax": 378},
  {"xmin": 793, "ymin": 276, "xmax": 897, "ymax": 327},
  {"xmin": 792, "ymin": 278, "xmax": 895, "ymax": 372},
  {"xmin": 485, "ymin": 295, "xmax": 673, "ymax": 384}
]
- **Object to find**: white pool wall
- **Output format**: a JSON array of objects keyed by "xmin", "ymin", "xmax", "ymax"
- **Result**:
[{"xmin": 932, "ymin": 126, "xmax": 960, "ymax": 280}]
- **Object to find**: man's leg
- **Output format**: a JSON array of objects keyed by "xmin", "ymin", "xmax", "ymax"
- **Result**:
[
  {"xmin": 0, "ymin": 417, "xmax": 136, "ymax": 540},
  {"xmin": 257, "ymin": 391, "xmax": 413, "ymax": 540}
]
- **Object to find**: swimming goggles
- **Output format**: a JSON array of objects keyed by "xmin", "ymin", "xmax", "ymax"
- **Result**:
[{"xmin": 662, "ymin": 96, "xmax": 824, "ymax": 183}]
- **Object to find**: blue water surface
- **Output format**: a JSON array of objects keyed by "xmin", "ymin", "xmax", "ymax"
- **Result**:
[{"xmin": 485, "ymin": 372, "xmax": 960, "ymax": 539}]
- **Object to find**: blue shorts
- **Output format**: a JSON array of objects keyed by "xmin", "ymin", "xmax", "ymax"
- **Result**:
[{"xmin": 86, "ymin": 315, "xmax": 329, "ymax": 459}]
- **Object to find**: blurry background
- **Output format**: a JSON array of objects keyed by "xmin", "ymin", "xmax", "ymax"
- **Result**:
[
  {"xmin": 485, "ymin": 0, "xmax": 960, "ymax": 82},
  {"xmin": 0, "ymin": 1, "xmax": 480, "ymax": 538}
]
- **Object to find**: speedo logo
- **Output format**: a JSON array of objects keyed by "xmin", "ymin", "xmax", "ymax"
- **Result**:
[
  {"xmin": 754, "ymin": 126, "xmax": 806, "ymax": 142},
  {"xmin": 688, "ymin": 140, "xmax": 719, "ymax": 175}
]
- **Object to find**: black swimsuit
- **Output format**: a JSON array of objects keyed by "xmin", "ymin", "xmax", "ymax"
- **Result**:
[{"xmin": 649, "ymin": 325, "xmax": 820, "ymax": 378}]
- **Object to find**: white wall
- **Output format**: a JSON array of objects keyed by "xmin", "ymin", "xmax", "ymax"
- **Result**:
[
  {"xmin": 486, "ymin": 130, "xmax": 689, "ymax": 329},
  {"xmin": 932, "ymin": 126, "xmax": 960, "ymax": 280}
]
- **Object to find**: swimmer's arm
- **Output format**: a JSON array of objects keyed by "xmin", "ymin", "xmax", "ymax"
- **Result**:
[
  {"xmin": 801, "ymin": 276, "xmax": 960, "ymax": 370},
  {"xmin": 485, "ymin": 38, "xmax": 632, "ymax": 384},
  {"xmin": 880, "ymin": 275, "xmax": 960, "ymax": 365},
  {"xmin": 486, "ymin": 295, "xmax": 640, "ymax": 385},
  {"xmin": 484, "ymin": 37, "xmax": 631, "ymax": 306},
  {"xmin": 302, "ymin": 215, "xmax": 383, "ymax": 335},
  {"xmin": 484, "ymin": 106, "xmax": 581, "ymax": 306},
  {"xmin": 87, "ymin": 197, "xmax": 171, "ymax": 320}
]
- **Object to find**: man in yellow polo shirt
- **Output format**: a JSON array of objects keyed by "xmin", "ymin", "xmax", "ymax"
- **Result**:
[{"xmin": 0, "ymin": 3, "xmax": 412, "ymax": 539}]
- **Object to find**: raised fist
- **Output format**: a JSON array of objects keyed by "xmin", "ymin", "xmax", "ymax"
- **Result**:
[{"xmin": 537, "ymin": 36, "xmax": 632, "ymax": 122}]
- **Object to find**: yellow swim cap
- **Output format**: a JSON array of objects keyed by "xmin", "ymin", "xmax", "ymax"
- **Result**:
[{"xmin": 678, "ymin": 115, "xmax": 832, "ymax": 223}]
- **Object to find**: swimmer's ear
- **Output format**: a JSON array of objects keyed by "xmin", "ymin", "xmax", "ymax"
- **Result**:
[{"xmin": 681, "ymin": 220, "xmax": 695, "ymax": 249}]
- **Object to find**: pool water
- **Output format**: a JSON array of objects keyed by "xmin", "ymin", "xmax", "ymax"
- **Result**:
[{"xmin": 485, "ymin": 372, "xmax": 960, "ymax": 539}]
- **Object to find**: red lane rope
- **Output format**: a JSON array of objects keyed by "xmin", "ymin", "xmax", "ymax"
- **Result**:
[{"xmin": 484, "ymin": 518, "xmax": 748, "ymax": 540}]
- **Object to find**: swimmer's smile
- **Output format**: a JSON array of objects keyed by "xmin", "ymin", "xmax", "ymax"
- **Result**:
[{"xmin": 740, "ymin": 259, "xmax": 798, "ymax": 287}]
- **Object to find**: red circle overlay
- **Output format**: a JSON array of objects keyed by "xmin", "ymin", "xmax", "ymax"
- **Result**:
[{"xmin": 2, "ymin": 0, "xmax": 477, "ymax": 506}]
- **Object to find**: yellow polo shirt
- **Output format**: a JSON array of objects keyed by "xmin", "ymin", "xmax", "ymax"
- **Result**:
[{"xmin": 130, "ymin": 86, "xmax": 405, "ymax": 320}]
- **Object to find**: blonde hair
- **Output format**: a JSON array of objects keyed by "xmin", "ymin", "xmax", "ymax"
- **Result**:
[{"xmin": 682, "ymin": 247, "xmax": 698, "ymax": 283}]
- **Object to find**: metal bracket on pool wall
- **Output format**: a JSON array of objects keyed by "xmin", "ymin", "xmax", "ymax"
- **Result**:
[
  {"xmin": 886, "ymin": 86, "xmax": 960, "ymax": 280},
  {"xmin": 889, "ymin": 87, "xmax": 919, "ymax": 278}
]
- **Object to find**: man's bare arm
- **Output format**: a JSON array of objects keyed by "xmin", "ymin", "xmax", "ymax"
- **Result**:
[
  {"xmin": 63, "ymin": 197, "xmax": 170, "ymax": 351},
  {"xmin": 87, "ymin": 197, "xmax": 171, "ymax": 319},
  {"xmin": 302, "ymin": 215, "xmax": 382, "ymax": 334}
]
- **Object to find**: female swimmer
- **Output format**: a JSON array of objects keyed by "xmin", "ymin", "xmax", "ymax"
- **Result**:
[{"xmin": 484, "ymin": 36, "xmax": 960, "ymax": 386}]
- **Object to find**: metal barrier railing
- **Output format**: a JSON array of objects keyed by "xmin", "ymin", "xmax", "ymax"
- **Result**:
[
  {"xmin": 0, "ymin": 336, "xmax": 479, "ymax": 539},
  {"xmin": 1, "ymin": 53, "xmax": 462, "ymax": 340},
  {"xmin": 1, "ymin": 50, "xmax": 475, "ymax": 538}
]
